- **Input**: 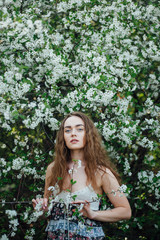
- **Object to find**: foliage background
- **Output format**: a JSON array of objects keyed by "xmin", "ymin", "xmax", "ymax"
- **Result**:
[{"xmin": 0, "ymin": 0, "xmax": 160, "ymax": 239}]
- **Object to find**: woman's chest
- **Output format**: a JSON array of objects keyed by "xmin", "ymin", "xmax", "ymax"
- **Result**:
[
  {"xmin": 63, "ymin": 167, "xmax": 88, "ymax": 192},
  {"xmin": 62, "ymin": 167, "xmax": 103, "ymax": 195}
]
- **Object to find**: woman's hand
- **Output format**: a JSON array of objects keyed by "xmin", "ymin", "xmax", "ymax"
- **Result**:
[
  {"xmin": 32, "ymin": 198, "xmax": 48, "ymax": 211},
  {"xmin": 80, "ymin": 201, "xmax": 96, "ymax": 219},
  {"xmin": 72, "ymin": 200, "xmax": 96, "ymax": 219}
]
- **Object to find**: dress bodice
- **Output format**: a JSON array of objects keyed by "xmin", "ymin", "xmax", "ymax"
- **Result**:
[{"xmin": 54, "ymin": 184, "xmax": 100, "ymax": 210}]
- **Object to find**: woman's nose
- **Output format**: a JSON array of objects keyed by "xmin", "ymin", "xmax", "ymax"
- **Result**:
[{"xmin": 71, "ymin": 128, "xmax": 77, "ymax": 136}]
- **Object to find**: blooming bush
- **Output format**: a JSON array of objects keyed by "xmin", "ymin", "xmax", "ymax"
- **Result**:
[{"xmin": 0, "ymin": 0, "xmax": 160, "ymax": 239}]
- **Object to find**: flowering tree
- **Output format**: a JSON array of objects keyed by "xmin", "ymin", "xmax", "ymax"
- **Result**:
[{"xmin": 0, "ymin": 0, "xmax": 160, "ymax": 239}]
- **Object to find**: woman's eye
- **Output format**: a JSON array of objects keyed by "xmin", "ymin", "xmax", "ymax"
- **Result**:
[
  {"xmin": 65, "ymin": 129, "xmax": 71, "ymax": 133},
  {"xmin": 77, "ymin": 128, "xmax": 83, "ymax": 131}
]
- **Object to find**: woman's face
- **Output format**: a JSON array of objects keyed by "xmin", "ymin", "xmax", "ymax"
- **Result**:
[{"xmin": 64, "ymin": 116, "xmax": 86, "ymax": 150}]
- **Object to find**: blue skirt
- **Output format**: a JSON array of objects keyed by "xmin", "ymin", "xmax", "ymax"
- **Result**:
[{"xmin": 46, "ymin": 202, "xmax": 105, "ymax": 240}]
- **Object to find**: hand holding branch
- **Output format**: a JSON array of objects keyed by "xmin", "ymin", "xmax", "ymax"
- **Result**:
[{"xmin": 32, "ymin": 198, "xmax": 48, "ymax": 211}]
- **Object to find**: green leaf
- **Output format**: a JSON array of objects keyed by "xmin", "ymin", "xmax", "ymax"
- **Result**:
[
  {"xmin": 71, "ymin": 194, "xmax": 77, "ymax": 201},
  {"xmin": 71, "ymin": 179, "xmax": 77, "ymax": 185},
  {"xmin": 57, "ymin": 177, "xmax": 62, "ymax": 180},
  {"xmin": 12, "ymin": 110, "xmax": 19, "ymax": 120}
]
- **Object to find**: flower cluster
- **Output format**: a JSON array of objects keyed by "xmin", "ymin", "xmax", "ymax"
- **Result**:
[{"xmin": 5, "ymin": 210, "xmax": 19, "ymax": 237}]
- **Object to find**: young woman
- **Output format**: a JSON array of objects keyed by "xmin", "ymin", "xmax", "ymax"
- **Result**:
[{"xmin": 32, "ymin": 112, "xmax": 131, "ymax": 239}]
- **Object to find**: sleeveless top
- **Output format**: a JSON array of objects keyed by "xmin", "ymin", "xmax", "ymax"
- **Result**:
[
  {"xmin": 55, "ymin": 184, "xmax": 100, "ymax": 210},
  {"xmin": 46, "ymin": 184, "xmax": 105, "ymax": 238}
]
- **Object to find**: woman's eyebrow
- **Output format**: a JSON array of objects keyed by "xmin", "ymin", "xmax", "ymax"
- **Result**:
[{"xmin": 64, "ymin": 124, "xmax": 84, "ymax": 128}]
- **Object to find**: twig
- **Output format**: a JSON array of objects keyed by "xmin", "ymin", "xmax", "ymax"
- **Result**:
[
  {"xmin": 0, "ymin": 201, "xmax": 32, "ymax": 204},
  {"xmin": 0, "ymin": 200, "xmax": 98, "ymax": 205},
  {"xmin": 16, "ymin": 174, "xmax": 24, "ymax": 202}
]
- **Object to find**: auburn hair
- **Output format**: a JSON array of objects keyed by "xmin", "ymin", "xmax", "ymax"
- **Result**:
[{"xmin": 44, "ymin": 112, "xmax": 120, "ymax": 199}]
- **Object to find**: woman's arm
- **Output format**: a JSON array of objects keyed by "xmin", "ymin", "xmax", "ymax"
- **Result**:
[
  {"xmin": 82, "ymin": 169, "xmax": 132, "ymax": 222},
  {"xmin": 44, "ymin": 162, "xmax": 54, "ymax": 199},
  {"xmin": 32, "ymin": 163, "xmax": 53, "ymax": 210}
]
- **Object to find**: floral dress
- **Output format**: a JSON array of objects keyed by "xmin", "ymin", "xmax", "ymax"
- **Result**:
[{"xmin": 46, "ymin": 185, "xmax": 105, "ymax": 240}]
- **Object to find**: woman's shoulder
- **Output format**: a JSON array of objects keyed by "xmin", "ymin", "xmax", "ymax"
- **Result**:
[
  {"xmin": 47, "ymin": 161, "xmax": 55, "ymax": 168},
  {"xmin": 46, "ymin": 161, "xmax": 55, "ymax": 175},
  {"xmin": 97, "ymin": 166, "xmax": 116, "ymax": 178}
]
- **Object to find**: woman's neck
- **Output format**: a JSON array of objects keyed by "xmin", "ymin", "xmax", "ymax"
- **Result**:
[{"xmin": 70, "ymin": 149, "xmax": 85, "ymax": 164}]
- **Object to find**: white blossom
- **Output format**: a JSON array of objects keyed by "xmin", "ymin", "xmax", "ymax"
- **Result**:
[
  {"xmin": 78, "ymin": 221, "xmax": 85, "ymax": 229},
  {"xmin": 12, "ymin": 157, "xmax": 24, "ymax": 170},
  {"xmin": 68, "ymin": 169, "xmax": 73, "ymax": 175},
  {"xmin": 5, "ymin": 210, "xmax": 17, "ymax": 218},
  {"xmin": 77, "ymin": 160, "xmax": 81, "ymax": 168},
  {"xmin": 0, "ymin": 235, "xmax": 9, "ymax": 240},
  {"xmin": 48, "ymin": 186, "xmax": 55, "ymax": 191},
  {"xmin": 119, "ymin": 184, "xmax": 127, "ymax": 193}
]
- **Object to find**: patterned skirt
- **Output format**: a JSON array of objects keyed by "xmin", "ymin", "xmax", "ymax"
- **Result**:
[{"xmin": 46, "ymin": 203, "xmax": 105, "ymax": 240}]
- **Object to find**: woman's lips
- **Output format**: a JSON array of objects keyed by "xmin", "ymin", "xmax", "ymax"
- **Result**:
[{"xmin": 70, "ymin": 139, "xmax": 79, "ymax": 143}]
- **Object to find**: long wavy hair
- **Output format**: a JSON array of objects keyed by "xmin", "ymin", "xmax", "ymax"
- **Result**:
[{"xmin": 45, "ymin": 112, "xmax": 120, "ymax": 198}]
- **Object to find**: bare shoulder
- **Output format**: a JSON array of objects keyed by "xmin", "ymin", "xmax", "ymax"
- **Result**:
[
  {"xmin": 46, "ymin": 161, "xmax": 55, "ymax": 176},
  {"xmin": 97, "ymin": 166, "xmax": 119, "ymax": 189},
  {"xmin": 104, "ymin": 168, "xmax": 117, "ymax": 179},
  {"xmin": 101, "ymin": 169, "xmax": 120, "ymax": 194},
  {"xmin": 97, "ymin": 166, "xmax": 116, "ymax": 179},
  {"xmin": 47, "ymin": 161, "xmax": 55, "ymax": 170}
]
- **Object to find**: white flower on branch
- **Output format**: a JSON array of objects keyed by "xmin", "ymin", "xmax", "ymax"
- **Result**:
[
  {"xmin": 0, "ymin": 234, "xmax": 9, "ymax": 240},
  {"xmin": 34, "ymin": 201, "xmax": 43, "ymax": 212},
  {"xmin": 48, "ymin": 186, "xmax": 55, "ymax": 191},
  {"xmin": 12, "ymin": 157, "xmax": 24, "ymax": 170},
  {"xmin": 78, "ymin": 221, "xmax": 85, "ymax": 229},
  {"xmin": 119, "ymin": 184, "xmax": 127, "ymax": 193},
  {"xmin": 5, "ymin": 210, "xmax": 17, "ymax": 218},
  {"xmin": 77, "ymin": 160, "xmax": 81, "ymax": 168},
  {"xmin": 68, "ymin": 169, "xmax": 73, "ymax": 175},
  {"xmin": 5, "ymin": 210, "xmax": 19, "ymax": 237}
]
